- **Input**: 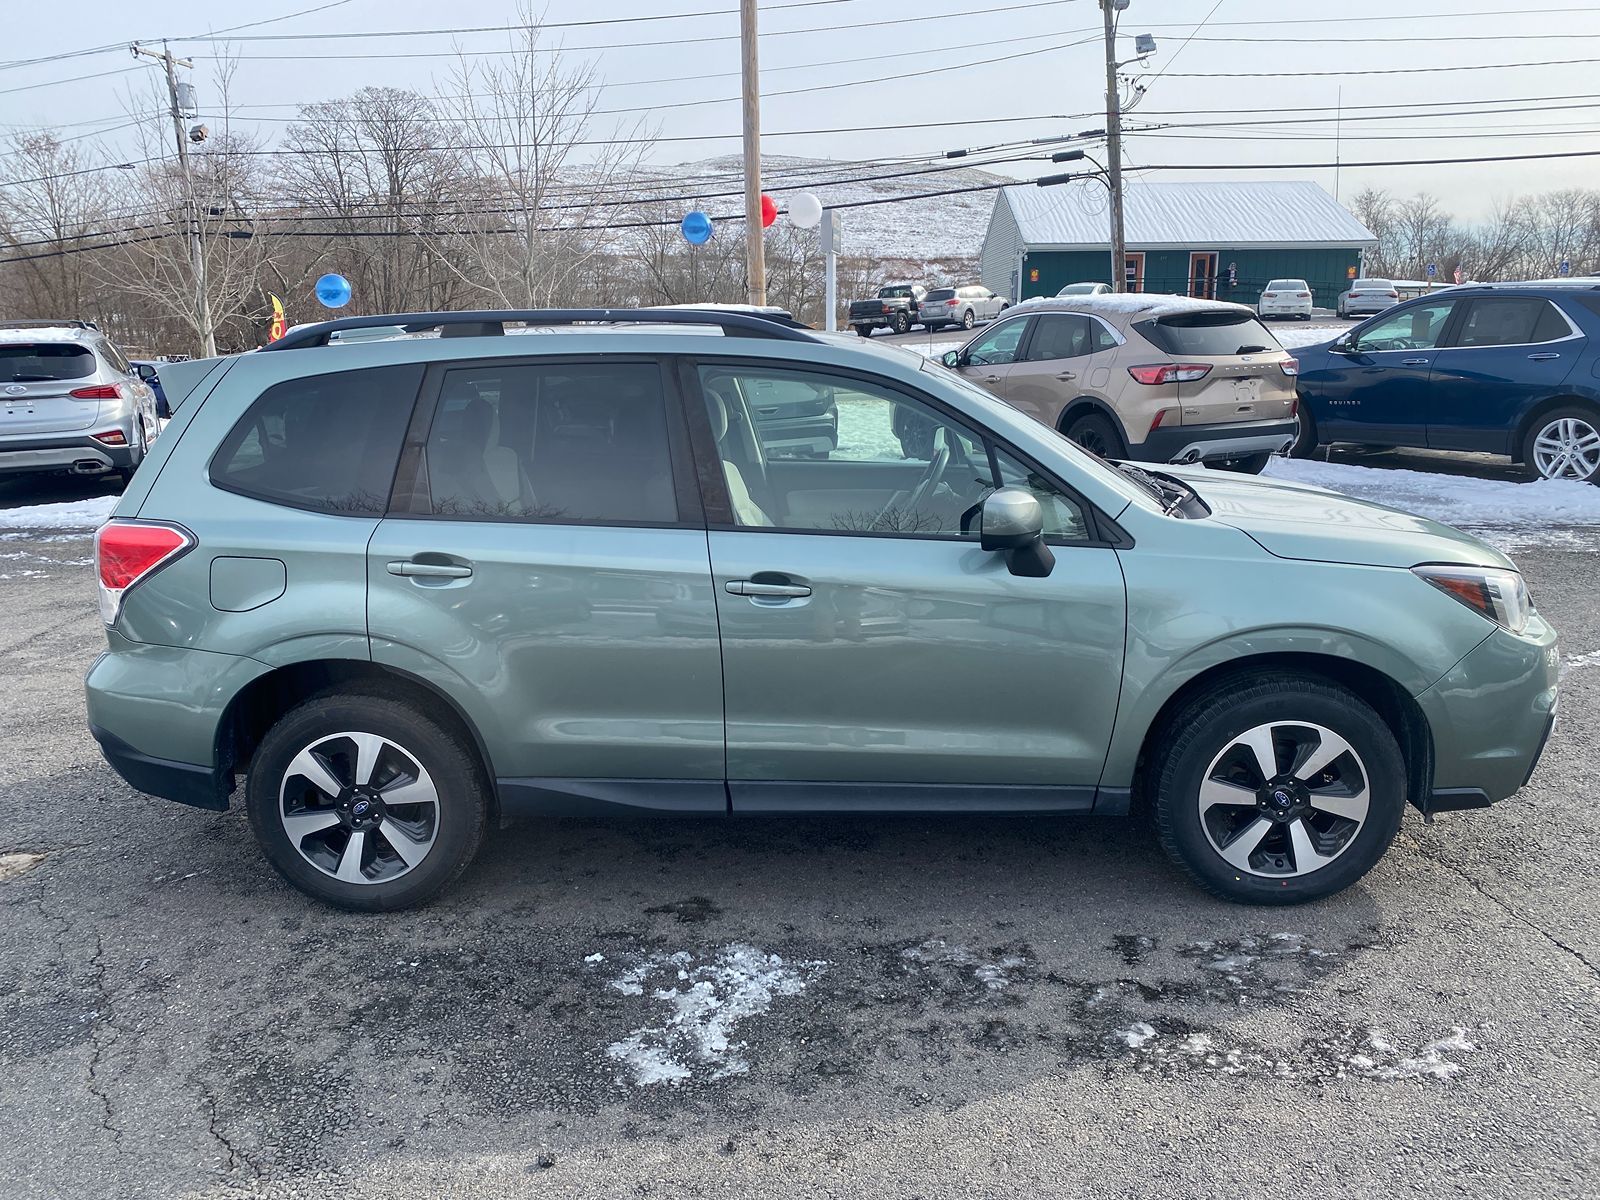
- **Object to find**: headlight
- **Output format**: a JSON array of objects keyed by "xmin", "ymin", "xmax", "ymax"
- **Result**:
[{"xmin": 1413, "ymin": 565, "xmax": 1531, "ymax": 633}]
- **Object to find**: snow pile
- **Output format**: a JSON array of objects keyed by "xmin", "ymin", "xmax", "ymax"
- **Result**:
[
  {"xmin": 0, "ymin": 496, "xmax": 115, "ymax": 531},
  {"xmin": 1264, "ymin": 457, "xmax": 1600, "ymax": 536},
  {"xmin": 601, "ymin": 945, "xmax": 824, "ymax": 1086}
]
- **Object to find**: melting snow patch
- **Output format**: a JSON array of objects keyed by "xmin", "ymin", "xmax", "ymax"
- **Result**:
[
  {"xmin": 583, "ymin": 953, "xmax": 605, "ymax": 964},
  {"xmin": 1347, "ymin": 1027, "xmax": 1476, "ymax": 1081},
  {"xmin": 1560, "ymin": 649, "xmax": 1600, "ymax": 681},
  {"xmin": 0, "ymin": 496, "xmax": 116, "ymax": 531},
  {"xmin": 900, "ymin": 938, "xmax": 1032, "ymax": 991},
  {"xmin": 602, "ymin": 945, "xmax": 824, "ymax": 1086},
  {"xmin": 1118, "ymin": 1022, "xmax": 1158, "ymax": 1049}
]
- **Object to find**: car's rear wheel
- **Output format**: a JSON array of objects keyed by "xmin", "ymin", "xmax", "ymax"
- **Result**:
[
  {"xmin": 1215, "ymin": 452, "xmax": 1271, "ymax": 474},
  {"xmin": 962, "ymin": 309, "xmax": 975, "ymax": 330},
  {"xmin": 1151, "ymin": 674, "xmax": 1406, "ymax": 905},
  {"xmin": 1524, "ymin": 407, "xmax": 1600, "ymax": 483},
  {"xmin": 1288, "ymin": 404, "xmax": 1318, "ymax": 458},
  {"xmin": 892, "ymin": 312, "xmax": 911, "ymax": 335},
  {"xmin": 853, "ymin": 325, "xmax": 870, "ymax": 338},
  {"xmin": 1064, "ymin": 412, "xmax": 1122, "ymax": 459},
  {"xmin": 246, "ymin": 693, "xmax": 489, "ymax": 911}
]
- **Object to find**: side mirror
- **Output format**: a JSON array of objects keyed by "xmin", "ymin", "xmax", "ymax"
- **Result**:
[
  {"xmin": 980, "ymin": 487, "xmax": 1054, "ymax": 578},
  {"xmin": 940, "ymin": 349, "xmax": 962, "ymax": 369}
]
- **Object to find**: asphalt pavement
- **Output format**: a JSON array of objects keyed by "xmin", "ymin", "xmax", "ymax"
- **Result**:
[{"xmin": 2, "ymin": 516, "xmax": 1598, "ymax": 1198}]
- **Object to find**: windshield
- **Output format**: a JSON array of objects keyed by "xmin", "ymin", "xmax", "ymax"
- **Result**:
[
  {"xmin": 1137, "ymin": 312, "xmax": 1282, "ymax": 357},
  {"xmin": 879, "ymin": 285, "xmax": 916, "ymax": 299},
  {"xmin": 0, "ymin": 343, "xmax": 96, "ymax": 382}
]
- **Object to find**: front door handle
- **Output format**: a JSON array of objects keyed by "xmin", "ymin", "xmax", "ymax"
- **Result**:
[
  {"xmin": 982, "ymin": 375, "xmax": 1002, "ymax": 385},
  {"xmin": 1528, "ymin": 352, "xmax": 1562, "ymax": 361},
  {"xmin": 726, "ymin": 579, "xmax": 811, "ymax": 598},
  {"xmin": 1055, "ymin": 370, "xmax": 1077, "ymax": 381},
  {"xmin": 1400, "ymin": 357, "xmax": 1431, "ymax": 366},
  {"xmin": 388, "ymin": 559, "xmax": 472, "ymax": 579}
]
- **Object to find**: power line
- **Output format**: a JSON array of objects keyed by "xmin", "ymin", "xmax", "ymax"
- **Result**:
[
  {"xmin": 1156, "ymin": 55, "xmax": 1600, "ymax": 78},
  {"xmin": 0, "ymin": 64, "xmax": 149, "ymax": 97}
]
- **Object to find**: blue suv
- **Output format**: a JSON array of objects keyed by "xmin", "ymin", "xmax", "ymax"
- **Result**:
[{"xmin": 1291, "ymin": 281, "xmax": 1600, "ymax": 482}]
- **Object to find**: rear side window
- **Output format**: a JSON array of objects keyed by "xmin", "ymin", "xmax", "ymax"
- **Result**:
[
  {"xmin": 99, "ymin": 340, "xmax": 133, "ymax": 375},
  {"xmin": 1454, "ymin": 297, "xmax": 1570, "ymax": 347},
  {"xmin": 1136, "ymin": 312, "xmax": 1279, "ymax": 356},
  {"xmin": 422, "ymin": 361, "xmax": 677, "ymax": 524},
  {"xmin": 210, "ymin": 365, "xmax": 421, "ymax": 514},
  {"xmin": 0, "ymin": 343, "xmax": 95, "ymax": 382}
]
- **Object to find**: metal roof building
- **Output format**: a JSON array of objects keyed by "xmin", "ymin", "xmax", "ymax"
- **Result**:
[{"xmin": 980, "ymin": 180, "xmax": 1378, "ymax": 308}]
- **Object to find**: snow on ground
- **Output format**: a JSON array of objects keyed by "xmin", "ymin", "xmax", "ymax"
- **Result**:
[
  {"xmin": 1272, "ymin": 322, "xmax": 1343, "ymax": 349},
  {"xmin": 600, "ymin": 945, "xmax": 825, "ymax": 1086},
  {"xmin": 1263, "ymin": 457, "xmax": 1600, "ymax": 548},
  {"xmin": 0, "ymin": 495, "xmax": 115, "ymax": 531}
]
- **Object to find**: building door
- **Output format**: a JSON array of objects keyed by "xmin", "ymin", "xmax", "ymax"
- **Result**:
[{"xmin": 1188, "ymin": 252, "xmax": 1219, "ymax": 299}]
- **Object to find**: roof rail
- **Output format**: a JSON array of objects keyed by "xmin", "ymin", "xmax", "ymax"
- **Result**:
[
  {"xmin": 260, "ymin": 308, "xmax": 819, "ymax": 352},
  {"xmin": 0, "ymin": 318, "xmax": 99, "ymax": 331}
]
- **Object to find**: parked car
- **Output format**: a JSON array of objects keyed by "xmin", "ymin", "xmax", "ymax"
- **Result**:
[
  {"xmin": 85, "ymin": 307, "xmax": 1556, "ymax": 911},
  {"xmin": 0, "ymin": 320, "xmax": 159, "ymax": 487},
  {"xmin": 920, "ymin": 285, "xmax": 1008, "ymax": 331},
  {"xmin": 1057, "ymin": 282, "xmax": 1113, "ymax": 297},
  {"xmin": 1337, "ymin": 278, "xmax": 1400, "ymax": 319},
  {"xmin": 848, "ymin": 283, "xmax": 926, "ymax": 337},
  {"xmin": 129, "ymin": 360, "xmax": 173, "ymax": 419},
  {"xmin": 939, "ymin": 296, "xmax": 1297, "ymax": 473},
  {"xmin": 1293, "ymin": 281, "xmax": 1600, "ymax": 482},
  {"xmin": 1257, "ymin": 279, "xmax": 1314, "ymax": 321}
]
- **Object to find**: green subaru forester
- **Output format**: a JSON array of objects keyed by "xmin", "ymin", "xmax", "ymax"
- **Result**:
[{"xmin": 85, "ymin": 310, "xmax": 1558, "ymax": 910}]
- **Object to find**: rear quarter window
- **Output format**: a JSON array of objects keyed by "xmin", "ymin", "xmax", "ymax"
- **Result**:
[
  {"xmin": 0, "ymin": 343, "xmax": 96, "ymax": 381},
  {"xmin": 210, "ymin": 364, "xmax": 422, "ymax": 515},
  {"xmin": 1134, "ymin": 312, "xmax": 1280, "ymax": 356}
]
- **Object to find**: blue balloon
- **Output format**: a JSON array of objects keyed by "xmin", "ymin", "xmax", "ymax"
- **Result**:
[
  {"xmin": 314, "ymin": 273, "xmax": 352, "ymax": 309},
  {"xmin": 680, "ymin": 211, "xmax": 713, "ymax": 246}
]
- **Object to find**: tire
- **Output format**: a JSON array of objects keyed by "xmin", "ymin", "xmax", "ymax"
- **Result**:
[
  {"xmin": 1288, "ymin": 403, "xmax": 1318, "ymax": 458},
  {"xmin": 891, "ymin": 311, "xmax": 911, "ymax": 335},
  {"xmin": 1215, "ymin": 452, "xmax": 1271, "ymax": 474},
  {"xmin": 853, "ymin": 325, "xmax": 871, "ymax": 338},
  {"xmin": 1064, "ymin": 411, "xmax": 1123, "ymax": 459},
  {"xmin": 245, "ymin": 692, "xmax": 489, "ymax": 911},
  {"xmin": 1151, "ymin": 673, "xmax": 1406, "ymax": 905},
  {"xmin": 961, "ymin": 309, "xmax": 975, "ymax": 330},
  {"xmin": 1522, "ymin": 406, "xmax": 1600, "ymax": 483}
]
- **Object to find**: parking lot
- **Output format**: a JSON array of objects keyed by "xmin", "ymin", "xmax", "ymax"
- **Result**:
[{"xmin": 2, "ymin": 451, "xmax": 1599, "ymax": 1200}]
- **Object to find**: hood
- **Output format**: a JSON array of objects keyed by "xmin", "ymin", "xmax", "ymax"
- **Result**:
[{"xmin": 1162, "ymin": 465, "xmax": 1514, "ymax": 571}]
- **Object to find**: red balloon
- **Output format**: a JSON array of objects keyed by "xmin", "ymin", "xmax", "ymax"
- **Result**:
[{"xmin": 760, "ymin": 194, "xmax": 778, "ymax": 228}]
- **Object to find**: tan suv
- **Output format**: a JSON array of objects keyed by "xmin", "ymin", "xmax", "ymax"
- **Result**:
[{"xmin": 938, "ymin": 296, "xmax": 1298, "ymax": 472}]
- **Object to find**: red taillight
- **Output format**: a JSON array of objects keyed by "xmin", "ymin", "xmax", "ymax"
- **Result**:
[
  {"xmin": 1387, "ymin": 291, "xmax": 1399, "ymax": 299},
  {"xmin": 1263, "ymin": 292, "xmax": 1278, "ymax": 298},
  {"xmin": 70, "ymin": 384, "xmax": 124, "ymax": 400},
  {"xmin": 1128, "ymin": 363, "xmax": 1213, "ymax": 386},
  {"xmin": 92, "ymin": 430, "xmax": 127, "ymax": 445},
  {"xmin": 1281, "ymin": 357, "xmax": 1300, "ymax": 377},
  {"xmin": 1290, "ymin": 396, "xmax": 1299, "ymax": 417},
  {"xmin": 1296, "ymin": 292, "xmax": 1311, "ymax": 298},
  {"xmin": 95, "ymin": 521, "xmax": 192, "ymax": 625},
  {"xmin": 946, "ymin": 298, "xmax": 959, "ymax": 306}
]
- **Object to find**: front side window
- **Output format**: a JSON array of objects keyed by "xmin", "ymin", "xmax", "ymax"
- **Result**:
[
  {"xmin": 1025, "ymin": 314, "xmax": 1094, "ymax": 362},
  {"xmin": 211, "ymin": 365, "xmax": 421, "ymax": 514},
  {"xmin": 1353, "ymin": 301, "xmax": 1455, "ymax": 352},
  {"xmin": 699, "ymin": 365, "xmax": 1086, "ymax": 540},
  {"xmin": 423, "ymin": 362, "xmax": 677, "ymax": 524},
  {"xmin": 965, "ymin": 318, "xmax": 1028, "ymax": 366},
  {"xmin": 1453, "ymin": 297, "xmax": 1570, "ymax": 348}
]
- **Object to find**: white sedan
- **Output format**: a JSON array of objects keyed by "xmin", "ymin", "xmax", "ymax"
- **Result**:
[
  {"xmin": 1057, "ymin": 282, "xmax": 1113, "ymax": 297},
  {"xmin": 1257, "ymin": 278, "xmax": 1314, "ymax": 320}
]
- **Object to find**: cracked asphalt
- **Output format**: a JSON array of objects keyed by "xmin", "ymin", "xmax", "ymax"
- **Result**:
[{"xmin": 2, "ymin": 521, "xmax": 1598, "ymax": 1199}]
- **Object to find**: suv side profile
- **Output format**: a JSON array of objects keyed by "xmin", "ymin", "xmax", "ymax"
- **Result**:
[
  {"xmin": 921, "ymin": 286, "xmax": 1008, "ymax": 331},
  {"xmin": 1, "ymin": 321, "xmax": 159, "ymax": 486},
  {"xmin": 941, "ymin": 296, "xmax": 1298, "ymax": 473},
  {"xmin": 87, "ymin": 309, "xmax": 1556, "ymax": 912},
  {"xmin": 1293, "ymin": 281, "xmax": 1600, "ymax": 482}
]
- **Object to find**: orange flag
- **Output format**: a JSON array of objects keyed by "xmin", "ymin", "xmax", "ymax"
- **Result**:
[{"xmin": 268, "ymin": 293, "xmax": 287, "ymax": 342}]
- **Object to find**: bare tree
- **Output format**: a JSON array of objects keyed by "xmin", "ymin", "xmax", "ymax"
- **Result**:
[
  {"xmin": 435, "ymin": 6, "xmax": 653, "ymax": 308},
  {"xmin": 0, "ymin": 133, "xmax": 114, "ymax": 324}
]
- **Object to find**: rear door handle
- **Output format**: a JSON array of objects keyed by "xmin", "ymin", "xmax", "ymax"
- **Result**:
[
  {"xmin": 726, "ymin": 580, "xmax": 811, "ymax": 598},
  {"xmin": 1400, "ymin": 357, "xmax": 1431, "ymax": 366},
  {"xmin": 388, "ymin": 560, "xmax": 473, "ymax": 578},
  {"xmin": 1527, "ymin": 352, "xmax": 1561, "ymax": 361}
]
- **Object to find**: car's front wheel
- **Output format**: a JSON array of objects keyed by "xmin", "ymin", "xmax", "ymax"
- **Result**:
[
  {"xmin": 891, "ymin": 312, "xmax": 911, "ymax": 335},
  {"xmin": 1151, "ymin": 674, "xmax": 1406, "ymax": 905},
  {"xmin": 246, "ymin": 693, "xmax": 489, "ymax": 910},
  {"xmin": 1524, "ymin": 407, "xmax": 1600, "ymax": 483}
]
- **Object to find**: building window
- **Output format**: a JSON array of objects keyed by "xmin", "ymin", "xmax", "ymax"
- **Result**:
[{"xmin": 1124, "ymin": 253, "xmax": 1145, "ymax": 293}]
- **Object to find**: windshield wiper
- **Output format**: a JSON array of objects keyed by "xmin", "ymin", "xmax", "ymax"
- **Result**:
[
  {"xmin": 1235, "ymin": 344, "xmax": 1271, "ymax": 354},
  {"xmin": 1116, "ymin": 462, "xmax": 1193, "ymax": 516}
]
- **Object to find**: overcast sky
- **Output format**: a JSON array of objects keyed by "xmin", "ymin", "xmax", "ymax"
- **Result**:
[{"xmin": 5, "ymin": 0, "xmax": 1600, "ymax": 220}]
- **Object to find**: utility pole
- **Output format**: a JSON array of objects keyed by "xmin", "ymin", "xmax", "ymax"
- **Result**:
[
  {"xmin": 133, "ymin": 41, "xmax": 215, "ymax": 356},
  {"xmin": 739, "ymin": 0, "xmax": 767, "ymax": 306},
  {"xmin": 1100, "ymin": 1, "xmax": 1128, "ymax": 293}
]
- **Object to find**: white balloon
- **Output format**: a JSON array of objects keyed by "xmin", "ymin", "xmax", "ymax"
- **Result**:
[{"xmin": 789, "ymin": 192, "xmax": 824, "ymax": 229}]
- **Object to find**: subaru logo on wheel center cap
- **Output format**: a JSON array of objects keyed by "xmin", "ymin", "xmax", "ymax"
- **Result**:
[
  {"xmin": 1272, "ymin": 789, "xmax": 1293, "ymax": 808},
  {"xmin": 352, "ymin": 799, "xmax": 371, "ymax": 817}
]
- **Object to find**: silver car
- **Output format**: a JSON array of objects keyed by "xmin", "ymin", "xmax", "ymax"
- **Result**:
[
  {"xmin": 0, "ymin": 321, "xmax": 158, "ymax": 487},
  {"xmin": 1337, "ymin": 279, "xmax": 1400, "ymax": 319},
  {"xmin": 920, "ymin": 285, "xmax": 1008, "ymax": 331}
]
